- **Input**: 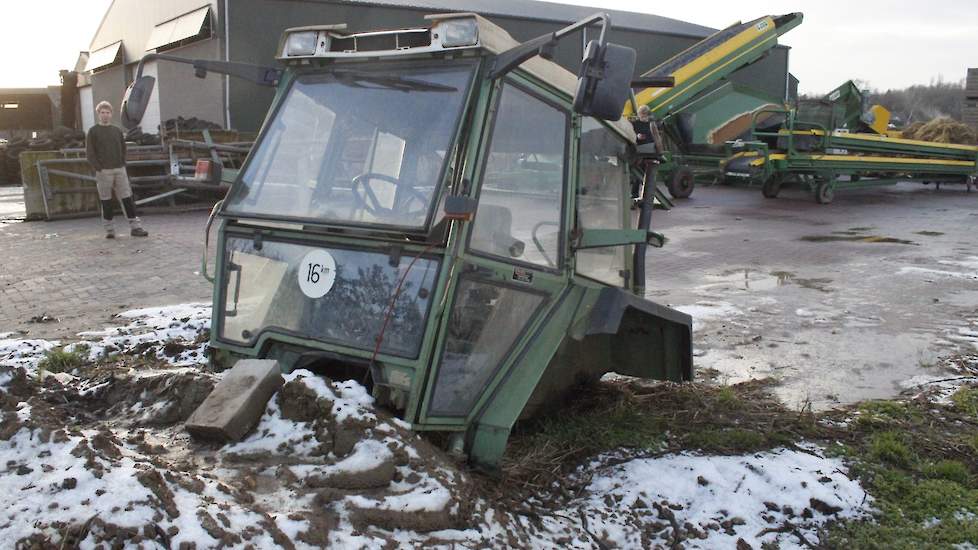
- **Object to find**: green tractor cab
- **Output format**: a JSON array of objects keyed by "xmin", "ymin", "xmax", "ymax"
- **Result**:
[{"xmin": 123, "ymin": 12, "xmax": 692, "ymax": 468}]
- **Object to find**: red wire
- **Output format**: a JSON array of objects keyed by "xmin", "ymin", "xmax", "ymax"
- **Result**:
[{"xmin": 368, "ymin": 242, "xmax": 438, "ymax": 372}]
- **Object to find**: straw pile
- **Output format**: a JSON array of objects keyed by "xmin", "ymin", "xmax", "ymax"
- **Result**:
[{"xmin": 902, "ymin": 117, "xmax": 976, "ymax": 144}]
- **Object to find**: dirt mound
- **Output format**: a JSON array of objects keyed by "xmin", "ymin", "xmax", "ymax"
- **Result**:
[
  {"xmin": 0, "ymin": 358, "xmax": 881, "ymax": 548},
  {"xmin": 58, "ymin": 370, "xmax": 217, "ymax": 427},
  {"xmin": 213, "ymin": 371, "xmax": 481, "ymax": 540},
  {"xmin": 903, "ymin": 117, "xmax": 977, "ymax": 144},
  {"xmin": 2, "ymin": 309, "xmax": 484, "ymax": 546},
  {"xmin": 0, "ymin": 366, "xmax": 32, "ymax": 409}
]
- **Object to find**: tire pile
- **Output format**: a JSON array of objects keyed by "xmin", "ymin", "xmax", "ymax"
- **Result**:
[
  {"xmin": 124, "ymin": 126, "xmax": 161, "ymax": 146},
  {"xmin": 162, "ymin": 116, "xmax": 223, "ymax": 132},
  {"xmin": 0, "ymin": 117, "xmax": 225, "ymax": 184},
  {"xmin": 0, "ymin": 126, "xmax": 86, "ymax": 185}
]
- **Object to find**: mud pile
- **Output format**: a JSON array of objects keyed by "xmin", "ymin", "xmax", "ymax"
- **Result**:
[
  {"xmin": 0, "ymin": 360, "xmax": 481, "ymax": 548},
  {"xmin": 1, "ymin": 303, "xmax": 877, "ymax": 548}
]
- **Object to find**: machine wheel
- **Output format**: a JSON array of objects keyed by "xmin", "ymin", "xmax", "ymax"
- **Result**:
[
  {"xmin": 761, "ymin": 173, "xmax": 783, "ymax": 198},
  {"xmin": 667, "ymin": 167, "xmax": 694, "ymax": 199},
  {"xmin": 815, "ymin": 182, "xmax": 834, "ymax": 204}
]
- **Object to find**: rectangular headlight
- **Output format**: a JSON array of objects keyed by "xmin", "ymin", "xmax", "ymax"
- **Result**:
[
  {"xmin": 437, "ymin": 18, "xmax": 478, "ymax": 48},
  {"xmin": 286, "ymin": 31, "xmax": 318, "ymax": 56}
]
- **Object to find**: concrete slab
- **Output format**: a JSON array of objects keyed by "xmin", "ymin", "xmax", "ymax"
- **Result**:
[
  {"xmin": 0, "ymin": 209, "xmax": 215, "ymax": 340},
  {"xmin": 186, "ymin": 359, "xmax": 284, "ymax": 442}
]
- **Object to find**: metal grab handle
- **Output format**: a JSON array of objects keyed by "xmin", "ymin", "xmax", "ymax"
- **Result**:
[{"xmin": 201, "ymin": 199, "xmax": 224, "ymax": 283}]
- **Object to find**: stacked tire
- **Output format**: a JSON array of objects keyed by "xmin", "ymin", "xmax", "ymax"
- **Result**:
[
  {"xmin": 3, "ymin": 137, "xmax": 27, "ymax": 185},
  {"xmin": 1, "ymin": 127, "xmax": 88, "ymax": 185},
  {"xmin": 162, "ymin": 116, "xmax": 223, "ymax": 132}
]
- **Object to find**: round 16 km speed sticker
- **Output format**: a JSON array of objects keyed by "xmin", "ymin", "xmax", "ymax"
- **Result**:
[{"xmin": 297, "ymin": 249, "xmax": 337, "ymax": 298}]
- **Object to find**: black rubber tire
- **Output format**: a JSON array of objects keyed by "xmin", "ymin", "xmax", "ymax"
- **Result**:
[
  {"xmin": 761, "ymin": 174, "xmax": 783, "ymax": 198},
  {"xmin": 815, "ymin": 182, "xmax": 834, "ymax": 204},
  {"xmin": 667, "ymin": 167, "xmax": 694, "ymax": 199}
]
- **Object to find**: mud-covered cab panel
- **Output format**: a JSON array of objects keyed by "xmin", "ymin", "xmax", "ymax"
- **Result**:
[{"xmin": 217, "ymin": 234, "xmax": 440, "ymax": 359}]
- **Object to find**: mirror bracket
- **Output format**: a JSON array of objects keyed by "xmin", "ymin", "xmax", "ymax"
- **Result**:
[
  {"xmin": 443, "ymin": 195, "xmax": 477, "ymax": 221},
  {"xmin": 573, "ymin": 228, "xmax": 662, "ymax": 250},
  {"xmin": 122, "ymin": 53, "xmax": 283, "ymax": 129},
  {"xmin": 489, "ymin": 12, "xmax": 609, "ymax": 80}
]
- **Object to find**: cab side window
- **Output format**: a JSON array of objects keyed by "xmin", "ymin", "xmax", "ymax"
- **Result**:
[
  {"xmin": 576, "ymin": 117, "xmax": 629, "ymax": 286},
  {"xmin": 470, "ymin": 83, "xmax": 568, "ymax": 269}
]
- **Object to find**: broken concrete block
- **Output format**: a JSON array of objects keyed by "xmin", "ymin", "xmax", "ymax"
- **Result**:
[{"xmin": 185, "ymin": 359, "xmax": 283, "ymax": 442}]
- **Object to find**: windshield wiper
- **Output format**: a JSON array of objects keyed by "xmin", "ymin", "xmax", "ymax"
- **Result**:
[{"xmin": 330, "ymin": 70, "xmax": 457, "ymax": 93}]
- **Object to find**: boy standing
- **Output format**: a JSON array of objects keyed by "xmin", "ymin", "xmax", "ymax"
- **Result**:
[{"xmin": 86, "ymin": 101, "xmax": 148, "ymax": 238}]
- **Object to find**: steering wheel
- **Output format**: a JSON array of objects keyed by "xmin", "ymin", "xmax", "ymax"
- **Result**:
[
  {"xmin": 350, "ymin": 172, "xmax": 428, "ymax": 220},
  {"xmin": 531, "ymin": 220, "xmax": 559, "ymax": 267}
]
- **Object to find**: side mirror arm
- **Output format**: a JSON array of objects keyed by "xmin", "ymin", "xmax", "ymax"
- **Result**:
[
  {"xmin": 489, "ymin": 12, "xmax": 610, "ymax": 80},
  {"xmin": 134, "ymin": 53, "xmax": 282, "ymax": 87}
]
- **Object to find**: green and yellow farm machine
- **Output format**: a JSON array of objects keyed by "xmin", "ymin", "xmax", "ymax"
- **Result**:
[
  {"xmin": 122, "ymin": 12, "xmax": 695, "ymax": 467},
  {"xmin": 625, "ymin": 13, "xmax": 802, "ymax": 199},
  {"xmin": 723, "ymin": 80, "xmax": 978, "ymax": 203}
]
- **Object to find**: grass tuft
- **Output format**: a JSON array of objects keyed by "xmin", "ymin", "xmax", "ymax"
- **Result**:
[
  {"xmin": 921, "ymin": 460, "xmax": 973, "ymax": 485},
  {"xmin": 951, "ymin": 387, "xmax": 978, "ymax": 417},
  {"xmin": 37, "ymin": 345, "xmax": 89, "ymax": 375},
  {"xmin": 868, "ymin": 431, "xmax": 914, "ymax": 468}
]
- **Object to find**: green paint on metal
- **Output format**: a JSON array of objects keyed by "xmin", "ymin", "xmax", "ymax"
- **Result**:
[
  {"xmin": 576, "ymin": 228, "xmax": 649, "ymax": 249},
  {"xmin": 200, "ymin": 14, "xmax": 695, "ymax": 469},
  {"xmin": 673, "ymin": 81, "xmax": 781, "ymax": 144}
]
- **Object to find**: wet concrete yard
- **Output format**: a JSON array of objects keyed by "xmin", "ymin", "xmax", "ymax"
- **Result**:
[{"xmin": 647, "ymin": 182, "xmax": 978, "ymax": 409}]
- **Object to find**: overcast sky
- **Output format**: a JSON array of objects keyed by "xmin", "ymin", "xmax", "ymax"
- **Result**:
[
  {"xmin": 1, "ymin": 0, "xmax": 974, "ymax": 94},
  {"xmin": 551, "ymin": 0, "xmax": 977, "ymax": 93}
]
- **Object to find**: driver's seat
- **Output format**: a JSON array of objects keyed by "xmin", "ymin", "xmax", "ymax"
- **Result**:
[{"xmin": 470, "ymin": 204, "xmax": 524, "ymax": 258}]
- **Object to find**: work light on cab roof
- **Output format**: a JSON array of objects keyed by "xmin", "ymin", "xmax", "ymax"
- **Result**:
[{"xmin": 278, "ymin": 14, "xmax": 481, "ymax": 60}]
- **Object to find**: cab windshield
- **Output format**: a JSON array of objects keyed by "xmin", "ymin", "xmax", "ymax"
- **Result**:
[{"xmin": 224, "ymin": 62, "xmax": 476, "ymax": 228}]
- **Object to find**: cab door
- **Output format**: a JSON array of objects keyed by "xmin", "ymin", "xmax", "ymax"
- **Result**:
[{"xmin": 417, "ymin": 77, "xmax": 572, "ymax": 424}]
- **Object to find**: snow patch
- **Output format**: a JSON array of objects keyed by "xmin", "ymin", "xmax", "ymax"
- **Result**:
[
  {"xmin": 0, "ymin": 338, "xmax": 59, "ymax": 371},
  {"xmin": 0, "ymin": 303, "xmax": 210, "ymax": 380},
  {"xmin": 347, "ymin": 475, "xmax": 452, "ymax": 513},
  {"xmin": 326, "ymin": 439, "xmax": 393, "ymax": 475},
  {"xmin": 224, "ymin": 395, "xmax": 320, "ymax": 457},
  {"xmin": 570, "ymin": 446, "xmax": 871, "ymax": 548}
]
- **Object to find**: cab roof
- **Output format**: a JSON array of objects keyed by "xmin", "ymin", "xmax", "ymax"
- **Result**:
[{"xmin": 279, "ymin": 13, "xmax": 637, "ymax": 142}]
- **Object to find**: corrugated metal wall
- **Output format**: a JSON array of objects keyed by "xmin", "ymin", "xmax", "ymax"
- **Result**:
[
  {"xmin": 225, "ymin": 0, "xmax": 791, "ymax": 132},
  {"xmin": 85, "ymin": 0, "xmax": 791, "ymax": 134}
]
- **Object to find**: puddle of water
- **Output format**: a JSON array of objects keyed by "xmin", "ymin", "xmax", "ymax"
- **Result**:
[
  {"xmin": 939, "ymin": 257, "xmax": 978, "ymax": 270},
  {"xmin": 693, "ymin": 328, "xmax": 953, "ymax": 410},
  {"xmin": 705, "ymin": 269, "xmax": 787, "ymax": 292},
  {"xmin": 899, "ymin": 266, "xmax": 978, "ymax": 280},
  {"xmin": 800, "ymin": 235, "xmax": 918, "ymax": 245},
  {"xmin": 703, "ymin": 269, "xmax": 833, "ymax": 293},
  {"xmin": 941, "ymin": 290, "xmax": 978, "ymax": 308}
]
